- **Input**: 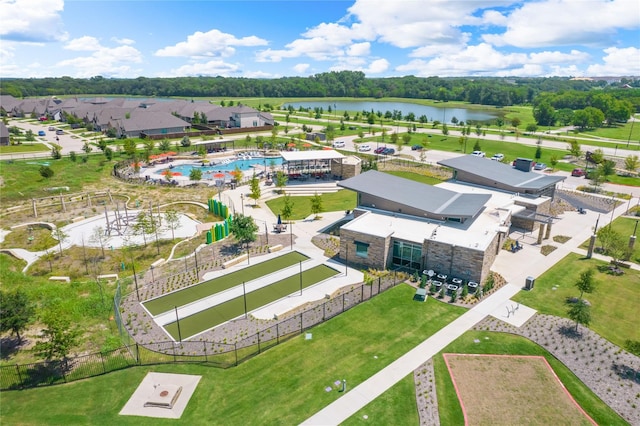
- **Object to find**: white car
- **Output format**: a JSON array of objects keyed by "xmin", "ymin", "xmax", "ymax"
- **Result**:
[
  {"xmin": 332, "ymin": 140, "xmax": 345, "ymax": 148},
  {"xmin": 358, "ymin": 144, "xmax": 371, "ymax": 152},
  {"xmin": 471, "ymin": 151, "xmax": 486, "ymax": 157},
  {"xmin": 491, "ymin": 153, "xmax": 504, "ymax": 161}
]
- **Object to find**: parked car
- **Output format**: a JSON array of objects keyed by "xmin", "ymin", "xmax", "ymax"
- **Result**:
[
  {"xmin": 48, "ymin": 126, "xmax": 55, "ymax": 131},
  {"xmin": 38, "ymin": 116, "xmax": 47, "ymax": 121},
  {"xmin": 533, "ymin": 162, "xmax": 547, "ymax": 171},
  {"xmin": 374, "ymin": 146, "xmax": 386, "ymax": 154},
  {"xmin": 382, "ymin": 147, "xmax": 395, "ymax": 155},
  {"xmin": 358, "ymin": 144, "xmax": 371, "ymax": 152},
  {"xmin": 55, "ymin": 129, "xmax": 64, "ymax": 135},
  {"xmin": 411, "ymin": 144, "xmax": 423, "ymax": 151},
  {"xmin": 471, "ymin": 151, "xmax": 486, "ymax": 157},
  {"xmin": 332, "ymin": 140, "xmax": 345, "ymax": 148},
  {"xmin": 491, "ymin": 153, "xmax": 504, "ymax": 161},
  {"xmin": 571, "ymin": 168, "xmax": 586, "ymax": 177},
  {"xmin": 37, "ymin": 130, "xmax": 46, "ymax": 136}
]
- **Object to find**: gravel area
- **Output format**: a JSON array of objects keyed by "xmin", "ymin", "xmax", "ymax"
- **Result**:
[{"xmin": 414, "ymin": 358, "xmax": 440, "ymax": 426}]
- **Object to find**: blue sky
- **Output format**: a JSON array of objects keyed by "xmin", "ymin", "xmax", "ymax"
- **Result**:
[{"xmin": 1, "ymin": 0, "xmax": 639, "ymax": 79}]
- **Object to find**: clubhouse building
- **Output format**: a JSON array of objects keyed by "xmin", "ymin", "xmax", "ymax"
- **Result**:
[{"xmin": 337, "ymin": 156, "xmax": 565, "ymax": 283}]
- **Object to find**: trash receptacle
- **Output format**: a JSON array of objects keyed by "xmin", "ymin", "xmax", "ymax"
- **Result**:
[{"xmin": 525, "ymin": 276, "xmax": 535, "ymax": 290}]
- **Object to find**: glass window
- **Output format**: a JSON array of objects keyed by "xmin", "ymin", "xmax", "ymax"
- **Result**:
[
  {"xmin": 392, "ymin": 240, "xmax": 422, "ymax": 269},
  {"xmin": 355, "ymin": 241, "xmax": 369, "ymax": 258}
]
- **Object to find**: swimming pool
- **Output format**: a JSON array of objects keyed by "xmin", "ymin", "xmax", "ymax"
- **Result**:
[{"xmin": 162, "ymin": 156, "xmax": 283, "ymax": 177}]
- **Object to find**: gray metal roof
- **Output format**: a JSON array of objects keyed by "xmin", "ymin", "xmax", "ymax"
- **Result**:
[
  {"xmin": 437, "ymin": 155, "xmax": 565, "ymax": 190},
  {"xmin": 338, "ymin": 170, "xmax": 490, "ymax": 218}
]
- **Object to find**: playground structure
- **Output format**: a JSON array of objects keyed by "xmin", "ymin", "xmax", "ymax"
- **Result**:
[{"xmin": 206, "ymin": 198, "xmax": 232, "ymax": 244}]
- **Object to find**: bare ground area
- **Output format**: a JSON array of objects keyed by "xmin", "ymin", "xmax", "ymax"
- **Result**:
[{"xmin": 444, "ymin": 354, "xmax": 594, "ymax": 426}]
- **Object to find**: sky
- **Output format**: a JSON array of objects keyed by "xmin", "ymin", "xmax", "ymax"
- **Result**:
[{"xmin": 1, "ymin": 0, "xmax": 639, "ymax": 79}]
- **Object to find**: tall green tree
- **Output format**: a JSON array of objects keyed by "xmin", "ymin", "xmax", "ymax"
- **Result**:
[
  {"xmin": 249, "ymin": 174, "xmax": 261, "ymax": 206},
  {"xmin": 533, "ymin": 101, "xmax": 556, "ymax": 126},
  {"xmin": 34, "ymin": 309, "xmax": 81, "ymax": 360},
  {"xmin": 566, "ymin": 299, "xmax": 591, "ymax": 333},
  {"xmin": 229, "ymin": 214, "xmax": 258, "ymax": 249},
  {"xmin": 0, "ymin": 289, "xmax": 35, "ymax": 343},
  {"xmin": 574, "ymin": 268, "xmax": 597, "ymax": 299},
  {"xmin": 281, "ymin": 194, "xmax": 294, "ymax": 221}
]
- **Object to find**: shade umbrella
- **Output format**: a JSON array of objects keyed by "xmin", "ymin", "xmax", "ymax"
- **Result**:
[
  {"xmin": 213, "ymin": 172, "xmax": 225, "ymax": 179},
  {"xmin": 277, "ymin": 214, "xmax": 282, "ymax": 225},
  {"xmin": 287, "ymin": 143, "xmax": 297, "ymax": 148},
  {"xmin": 302, "ymin": 143, "xmax": 312, "ymax": 149}
]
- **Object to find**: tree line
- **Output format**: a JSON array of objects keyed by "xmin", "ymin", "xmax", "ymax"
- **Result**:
[{"xmin": 2, "ymin": 71, "xmax": 638, "ymax": 109}]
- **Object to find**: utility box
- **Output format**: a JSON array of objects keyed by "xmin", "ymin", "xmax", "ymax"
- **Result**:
[
  {"xmin": 514, "ymin": 158, "xmax": 534, "ymax": 172},
  {"xmin": 525, "ymin": 276, "xmax": 535, "ymax": 290}
]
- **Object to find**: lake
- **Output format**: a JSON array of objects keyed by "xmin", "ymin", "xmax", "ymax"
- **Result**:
[{"xmin": 283, "ymin": 100, "xmax": 499, "ymax": 124}]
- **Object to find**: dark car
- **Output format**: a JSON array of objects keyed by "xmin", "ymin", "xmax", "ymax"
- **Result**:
[
  {"xmin": 411, "ymin": 144, "xmax": 423, "ymax": 151},
  {"xmin": 571, "ymin": 168, "xmax": 586, "ymax": 177},
  {"xmin": 374, "ymin": 147, "xmax": 386, "ymax": 154}
]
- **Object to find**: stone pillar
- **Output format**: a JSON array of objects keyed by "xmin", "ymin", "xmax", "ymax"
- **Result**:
[
  {"xmin": 87, "ymin": 193, "xmax": 92, "ymax": 207},
  {"xmin": 537, "ymin": 223, "xmax": 545, "ymax": 244},
  {"xmin": 544, "ymin": 219, "xmax": 552, "ymax": 240},
  {"xmin": 628, "ymin": 235, "xmax": 636, "ymax": 260},
  {"xmin": 586, "ymin": 234, "xmax": 597, "ymax": 258}
]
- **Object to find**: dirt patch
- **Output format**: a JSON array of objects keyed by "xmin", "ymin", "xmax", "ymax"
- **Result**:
[{"xmin": 444, "ymin": 354, "xmax": 595, "ymax": 426}]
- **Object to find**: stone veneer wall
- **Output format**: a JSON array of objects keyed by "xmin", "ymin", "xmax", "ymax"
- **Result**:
[
  {"xmin": 421, "ymin": 232, "xmax": 501, "ymax": 283},
  {"xmin": 340, "ymin": 228, "xmax": 391, "ymax": 270},
  {"xmin": 512, "ymin": 197, "xmax": 552, "ymax": 232}
]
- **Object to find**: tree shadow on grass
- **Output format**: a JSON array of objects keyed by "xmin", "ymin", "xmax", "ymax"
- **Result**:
[{"xmin": 0, "ymin": 336, "xmax": 23, "ymax": 360}]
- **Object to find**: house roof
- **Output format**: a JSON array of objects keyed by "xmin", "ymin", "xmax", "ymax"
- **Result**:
[
  {"xmin": 338, "ymin": 170, "xmax": 490, "ymax": 219},
  {"xmin": 0, "ymin": 122, "xmax": 9, "ymax": 138},
  {"xmin": 116, "ymin": 110, "xmax": 190, "ymax": 132},
  {"xmin": 437, "ymin": 155, "xmax": 565, "ymax": 190}
]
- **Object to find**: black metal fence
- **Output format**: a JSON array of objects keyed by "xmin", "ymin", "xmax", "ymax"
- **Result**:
[{"xmin": 1, "ymin": 273, "xmax": 404, "ymax": 391}]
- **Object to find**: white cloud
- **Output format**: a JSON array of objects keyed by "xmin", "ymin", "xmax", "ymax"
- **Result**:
[
  {"xmin": 293, "ymin": 63, "xmax": 310, "ymax": 74},
  {"xmin": 366, "ymin": 58, "xmax": 390, "ymax": 74},
  {"xmin": 155, "ymin": 29, "xmax": 268, "ymax": 57},
  {"xmin": 111, "ymin": 37, "xmax": 135, "ymax": 46},
  {"xmin": 587, "ymin": 46, "xmax": 640, "ymax": 75},
  {"xmin": 56, "ymin": 44, "xmax": 143, "ymax": 78},
  {"xmin": 347, "ymin": 42, "xmax": 370, "ymax": 57},
  {"xmin": 163, "ymin": 60, "xmax": 241, "ymax": 77},
  {"xmin": 64, "ymin": 36, "xmax": 102, "ymax": 51},
  {"xmin": 483, "ymin": 0, "xmax": 640, "ymax": 48},
  {"xmin": 481, "ymin": 10, "xmax": 508, "ymax": 27},
  {"xmin": 0, "ymin": 0, "xmax": 68, "ymax": 42}
]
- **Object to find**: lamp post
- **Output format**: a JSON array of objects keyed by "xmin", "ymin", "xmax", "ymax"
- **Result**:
[
  {"xmin": 174, "ymin": 306, "xmax": 182, "ymax": 343},
  {"xmin": 240, "ymin": 193, "xmax": 245, "ymax": 216}
]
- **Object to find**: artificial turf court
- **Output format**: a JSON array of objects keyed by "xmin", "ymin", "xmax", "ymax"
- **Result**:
[
  {"xmin": 164, "ymin": 264, "xmax": 339, "ymax": 340},
  {"xmin": 143, "ymin": 251, "xmax": 309, "ymax": 316}
]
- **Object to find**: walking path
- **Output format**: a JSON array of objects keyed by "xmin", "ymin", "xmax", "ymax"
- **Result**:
[{"xmin": 302, "ymin": 193, "xmax": 635, "ymax": 425}]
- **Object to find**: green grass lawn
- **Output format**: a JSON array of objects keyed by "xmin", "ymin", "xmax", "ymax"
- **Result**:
[
  {"xmin": 143, "ymin": 251, "xmax": 309, "ymax": 315},
  {"xmin": 578, "ymin": 217, "xmax": 640, "ymax": 263},
  {"xmin": 265, "ymin": 189, "xmax": 357, "ymax": 219},
  {"xmin": 164, "ymin": 264, "xmax": 339, "ymax": 339},
  {"xmin": 512, "ymin": 253, "xmax": 640, "ymax": 348},
  {"xmin": 0, "ymin": 143, "xmax": 50, "ymax": 153},
  {"xmin": 432, "ymin": 331, "xmax": 626, "ymax": 426},
  {"xmin": 0, "ymin": 155, "xmax": 116, "ymax": 202},
  {"xmin": 0, "ymin": 285, "xmax": 465, "ymax": 425}
]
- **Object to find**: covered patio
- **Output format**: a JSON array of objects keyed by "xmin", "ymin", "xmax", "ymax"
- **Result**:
[{"xmin": 280, "ymin": 150, "xmax": 346, "ymax": 181}]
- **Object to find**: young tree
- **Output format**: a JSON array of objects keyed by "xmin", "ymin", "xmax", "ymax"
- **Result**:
[
  {"xmin": 549, "ymin": 154, "xmax": 558, "ymax": 170},
  {"xmin": 624, "ymin": 155, "xmax": 639, "ymax": 174},
  {"xmin": 164, "ymin": 209, "xmax": 181, "ymax": 241},
  {"xmin": 525, "ymin": 123, "xmax": 538, "ymax": 133},
  {"xmin": 50, "ymin": 146, "xmax": 62, "ymax": 159},
  {"xmin": 535, "ymin": 145, "xmax": 542, "ymax": 159},
  {"xmin": 310, "ymin": 192, "xmax": 323, "ymax": 219},
  {"xmin": 0, "ymin": 289, "xmax": 35, "ymax": 343},
  {"xmin": 400, "ymin": 133, "xmax": 411, "ymax": 151},
  {"xmin": 275, "ymin": 170, "xmax": 288, "ymax": 194},
  {"xmin": 574, "ymin": 268, "xmax": 597, "ymax": 299},
  {"xmin": 249, "ymin": 173, "xmax": 261, "ymax": 206},
  {"xmin": 229, "ymin": 214, "xmax": 258, "ymax": 249},
  {"xmin": 89, "ymin": 226, "xmax": 108, "ymax": 258},
  {"xmin": 34, "ymin": 309, "xmax": 81, "ymax": 361},
  {"xmin": 180, "ymin": 135, "xmax": 191, "ymax": 147},
  {"xmin": 568, "ymin": 140, "xmax": 582, "ymax": 161},
  {"xmin": 159, "ymin": 138, "xmax": 171, "ymax": 152},
  {"xmin": 566, "ymin": 299, "xmax": 591, "ymax": 333},
  {"xmin": 281, "ymin": 194, "xmax": 294, "ymax": 222},
  {"xmin": 599, "ymin": 159, "xmax": 616, "ymax": 181},
  {"xmin": 132, "ymin": 212, "xmax": 150, "ymax": 247},
  {"xmin": 52, "ymin": 227, "xmax": 68, "ymax": 255},
  {"xmin": 123, "ymin": 139, "xmax": 137, "ymax": 157}
]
